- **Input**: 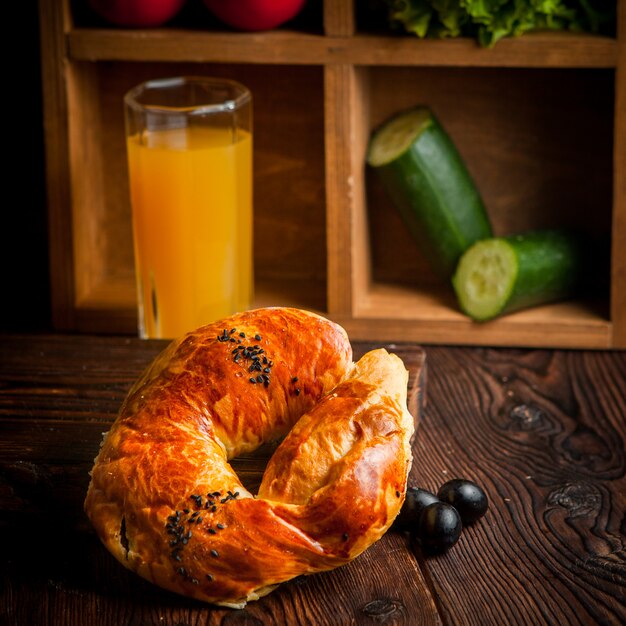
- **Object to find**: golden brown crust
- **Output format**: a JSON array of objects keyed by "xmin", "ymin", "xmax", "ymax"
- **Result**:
[{"xmin": 84, "ymin": 307, "xmax": 413, "ymax": 607}]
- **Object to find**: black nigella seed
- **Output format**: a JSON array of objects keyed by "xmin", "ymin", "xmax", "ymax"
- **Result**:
[
  {"xmin": 211, "ymin": 505, "xmax": 217, "ymax": 512},
  {"xmin": 256, "ymin": 375, "xmax": 264, "ymax": 383},
  {"xmin": 183, "ymin": 509, "xmax": 190, "ymax": 514},
  {"xmin": 295, "ymin": 388, "xmax": 301, "ymax": 396},
  {"xmin": 396, "ymin": 491, "xmax": 401, "ymax": 498},
  {"xmin": 196, "ymin": 517, "xmax": 203, "ymax": 524},
  {"xmin": 211, "ymin": 549, "xmax": 219, "ymax": 558},
  {"xmin": 178, "ymin": 567, "xmax": 187, "ymax": 576},
  {"xmin": 239, "ymin": 332, "xmax": 245, "ymax": 338},
  {"xmin": 234, "ymin": 492, "xmax": 239, "ymax": 498},
  {"xmin": 230, "ymin": 328, "xmax": 236, "ymax": 334},
  {"xmin": 250, "ymin": 378, "xmax": 256, "ymax": 384},
  {"xmin": 208, "ymin": 528, "xmax": 216, "ymax": 535},
  {"xmin": 217, "ymin": 523, "xmax": 225, "ymax": 530},
  {"xmin": 255, "ymin": 334, "xmax": 261, "ymax": 341},
  {"xmin": 292, "ymin": 376, "xmax": 298, "ymax": 383},
  {"xmin": 191, "ymin": 578, "xmax": 199, "ymax": 585},
  {"xmin": 342, "ymin": 533, "xmax": 349, "ymax": 541},
  {"xmin": 206, "ymin": 574, "xmax": 214, "ymax": 582},
  {"xmin": 264, "ymin": 367, "xmax": 271, "ymax": 373}
]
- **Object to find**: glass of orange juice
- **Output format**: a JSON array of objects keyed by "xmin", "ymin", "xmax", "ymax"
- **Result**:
[{"xmin": 124, "ymin": 77, "xmax": 253, "ymax": 339}]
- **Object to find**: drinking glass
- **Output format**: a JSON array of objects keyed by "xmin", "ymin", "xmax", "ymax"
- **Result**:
[{"xmin": 124, "ymin": 76, "xmax": 253, "ymax": 339}]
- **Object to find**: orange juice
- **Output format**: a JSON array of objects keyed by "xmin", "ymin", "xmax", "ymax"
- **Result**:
[{"xmin": 127, "ymin": 125, "xmax": 252, "ymax": 339}]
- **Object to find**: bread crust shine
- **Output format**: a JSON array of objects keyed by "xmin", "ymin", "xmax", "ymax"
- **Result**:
[{"xmin": 84, "ymin": 307, "xmax": 414, "ymax": 607}]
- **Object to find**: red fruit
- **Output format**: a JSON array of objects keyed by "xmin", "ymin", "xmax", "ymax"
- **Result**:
[
  {"xmin": 203, "ymin": 0, "xmax": 307, "ymax": 31},
  {"xmin": 89, "ymin": 0, "xmax": 186, "ymax": 27}
]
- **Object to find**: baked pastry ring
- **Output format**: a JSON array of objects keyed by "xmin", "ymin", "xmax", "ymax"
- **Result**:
[{"xmin": 85, "ymin": 307, "xmax": 414, "ymax": 608}]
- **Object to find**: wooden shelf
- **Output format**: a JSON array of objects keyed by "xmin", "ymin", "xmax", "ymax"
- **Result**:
[
  {"xmin": 72, "ymin": 275, "xmax": 327, "ymax": 335},
  {"xmin": 68, "ymin": 28, "xmax": 618, "ymax": 68},
  {"xmin": 344, "ymin": 282, "xmax": 612, "ymax": 349},
  {"xmin": 40, "ymin": 0, "xmax": 626, "ymax": 348}
]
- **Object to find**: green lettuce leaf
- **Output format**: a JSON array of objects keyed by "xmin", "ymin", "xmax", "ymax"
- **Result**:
[{"xmin": 384, "ymin": 0, "xmax": 615, "ymax": 47}]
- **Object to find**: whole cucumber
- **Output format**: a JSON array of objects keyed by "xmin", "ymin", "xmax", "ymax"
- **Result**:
[
  {"xmin": 367, "ymin": 106, "xmax": 492, "ymax": 278},
  {"xmin": 452, "ymin": 230, "xmax": 582, "ymax": 321}
]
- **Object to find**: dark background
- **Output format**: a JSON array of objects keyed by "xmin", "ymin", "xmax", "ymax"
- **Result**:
[{"xmin": 2, "ymin": 5, "xmax": 50, "ymax": 333}]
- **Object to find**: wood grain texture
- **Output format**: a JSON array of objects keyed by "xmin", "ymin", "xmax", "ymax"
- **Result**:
[
  {"xmin": 325, "ymin": 64, "xmax": 357, "ymax": 315},
  {"xmin": 611, "ymin": 0, "xmax": 626, "ymax": 347},
  {"xmin": 2, "ymin": 336, "xmax": 624, "ymax": 625},
  {"xmin": 67, "ymin": 63, "xmax": 107, "ymax": 305},
  {"xmin": 345, "ymin": 284, "xmax": 612, "ymax": 349},
  {"xmin": 39, "ymin": 0, "xmax": 76, "ymax": 330},
  {"xmin": 67, "ymin": 30, "xmax": 618, "ymax": 68},
  {"xmin": 409, "ymin": 347, "xmax": 626, "ymax": 626},
  {"xmin": 323, "ymin": 0, "xmax": 355, "ymax": 36}
]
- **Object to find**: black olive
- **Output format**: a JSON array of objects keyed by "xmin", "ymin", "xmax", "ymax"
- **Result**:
[
  {"xmin": 437, "ymin": 479, "xmax": 488, "ymax": 525},
  {"xmin": 394, "ymin": 487, "xmax": 439, "ymax": 530},
  {"xmin": 418, "ymin": 502, "xmax": 462, "ymax": 554}
]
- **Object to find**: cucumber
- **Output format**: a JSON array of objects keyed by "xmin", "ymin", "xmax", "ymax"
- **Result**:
[
  {"xmin": 367, "ymin": 106, "xmax": 492, "ymax": 278},
  {"xmin": 452, "ymin": 230, "xmax": 582, "ymax": 321}
]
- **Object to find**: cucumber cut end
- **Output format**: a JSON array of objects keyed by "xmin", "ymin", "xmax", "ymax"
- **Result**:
[
  {"xmin": 453, "ymin": 239, "xmax": 518, "ymax": 321},
  {"xmin": 367, "ymin": 107, "xmax": 433, "ymax": 167}
]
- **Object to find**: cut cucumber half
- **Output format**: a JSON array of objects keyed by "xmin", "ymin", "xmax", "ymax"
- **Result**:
[
  {"xmin": 367, "ymin": 106, "xmax": 492, "ymax": 278},
  {"xmin": 453, "ymin": 230, "xmax": 582, "ymax": 321}
]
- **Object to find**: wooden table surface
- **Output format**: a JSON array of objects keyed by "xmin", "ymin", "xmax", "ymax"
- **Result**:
[{"xmin": 0, "ymin": 335, "xmax": 624, "ymax": 626}]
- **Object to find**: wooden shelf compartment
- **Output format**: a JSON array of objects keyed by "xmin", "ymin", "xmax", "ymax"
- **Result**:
[
  {"xmin": 55, "ymin": 58, "xmax": 327, "ymax": 333},
  {"xmin": 326, "ymin": 63, "xmax": 620, "ymax": 349}
]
